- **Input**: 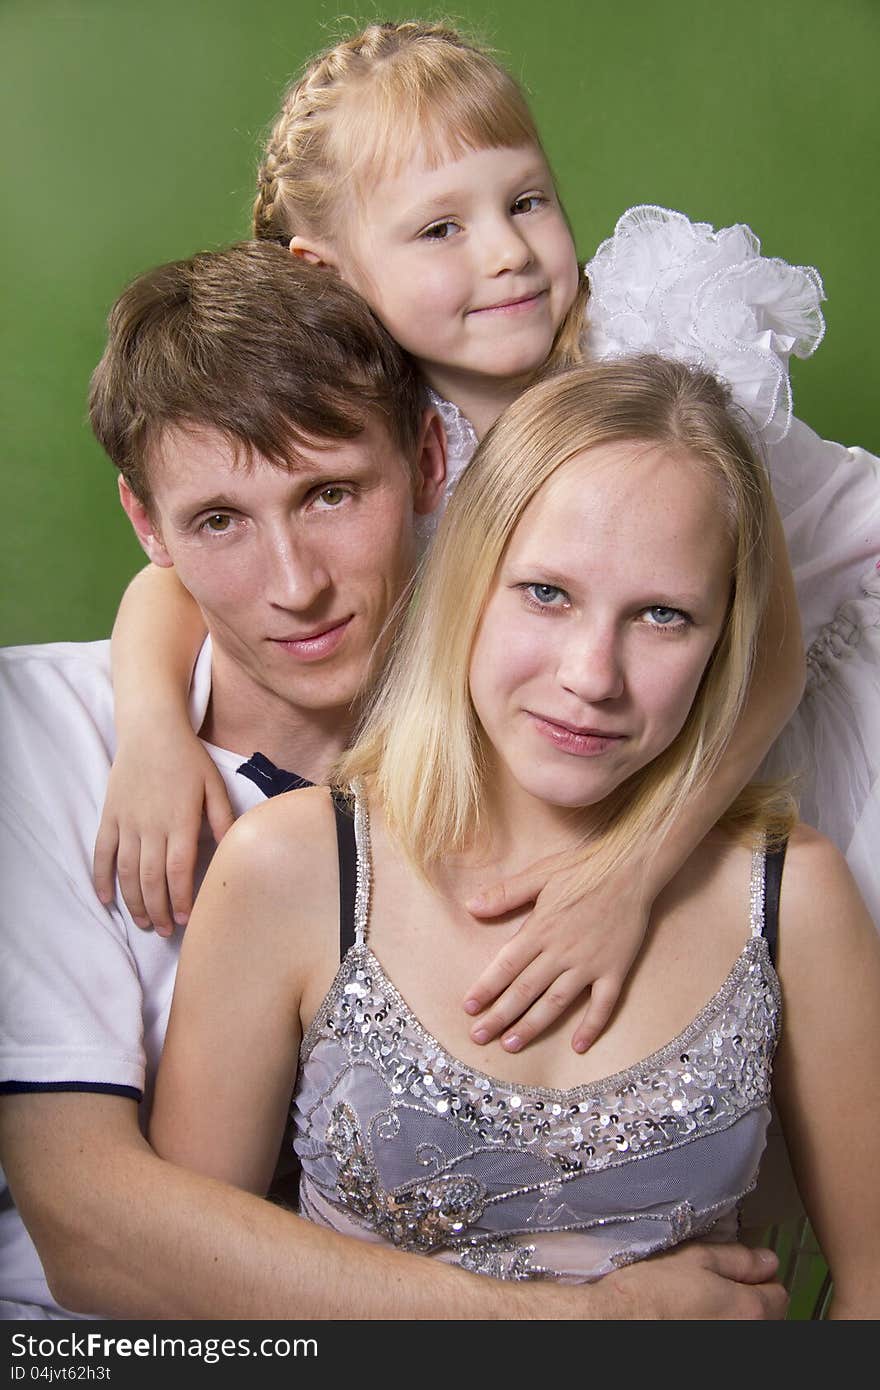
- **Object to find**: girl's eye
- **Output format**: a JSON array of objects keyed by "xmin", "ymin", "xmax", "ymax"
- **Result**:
[
  {"xmin": 316, "ymin": 486, "xmax": 347, "ymax": 507},
  {"xmin": 643, "ymin": 606, "xmax": 688, "ymax": 629},
  {"xmin": 524, "ymin": 582, "xmax": 567, "ymax": 607},
  {"xmin": 511, "ymin": 193, "xmax": 545, "ymax": 216},
  {"xmin": 420, "ymin": 219, "xmax": 460, "ymax": 242},
  {"xmin": 201, "ymin": 513, "xmax": 233, "ymax": 534}
]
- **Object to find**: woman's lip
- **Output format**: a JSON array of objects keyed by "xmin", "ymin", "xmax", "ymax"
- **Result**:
[
  {"xmin": 271, "ymin": 617, "xmax": 352, "ymax": 662},
  {"xmin": 468, "ymin": 290, "xmax": 548, "ymax": 315},
  {"xmin": 528, "ymin": 712, "xmax": 626, "ymax": 755}
]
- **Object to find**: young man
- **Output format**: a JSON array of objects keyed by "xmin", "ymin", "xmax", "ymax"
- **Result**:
[{"xmin": 0, "ymin": 243, "xmax": 784, "ymax": 1321}]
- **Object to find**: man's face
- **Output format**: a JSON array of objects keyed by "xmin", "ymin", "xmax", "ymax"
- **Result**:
[{"xmin": 122, "ymin": 414, "xmax": 442, "ymax": 742}]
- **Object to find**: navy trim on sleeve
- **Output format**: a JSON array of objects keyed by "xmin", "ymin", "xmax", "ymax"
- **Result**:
[{"xmin": 0, "ymin": 1080, "xmax": 142, "ymax": 1101}]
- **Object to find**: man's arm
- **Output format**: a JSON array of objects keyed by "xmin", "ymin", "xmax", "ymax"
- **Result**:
[{"xmin": 0, "ymin": 1092, "xmax": 785, "ymax": 1321}]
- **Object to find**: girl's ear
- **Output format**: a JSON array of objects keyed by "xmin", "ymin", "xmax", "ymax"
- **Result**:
[
  {"xmin": 117, "ymin": 477, "xmax": 174, "ymax": 568},
  {"xmin": 288, "ymin": 235, "xmax": 340, "ymax": 271},
  {"xmin": 412, "ymin": 409, "xmax": 448, "ymax": 516}
]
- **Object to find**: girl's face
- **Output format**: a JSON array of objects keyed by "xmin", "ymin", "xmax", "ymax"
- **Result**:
[
  {"xmin": 339, "ymin": 143, "xmax": 579, "ymax": 411},
  {"xmin": 468, "ymin": 441, "xmax": 735, "ymax": 821}
]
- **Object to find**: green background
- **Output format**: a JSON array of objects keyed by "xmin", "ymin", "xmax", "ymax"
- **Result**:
[{"xmin": 2, "ymin": 0, "xmax": 878, "ymax": 644}]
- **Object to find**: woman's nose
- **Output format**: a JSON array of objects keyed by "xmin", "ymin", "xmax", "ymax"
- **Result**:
[{"xmin": 557, "ymin": 626, "xmax": 625, "ymax": 703}]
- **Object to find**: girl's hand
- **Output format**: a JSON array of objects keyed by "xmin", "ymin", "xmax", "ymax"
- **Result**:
[
  {"xmin": 93, "ymin": 733, "xmax": 235, "ymax": 936},
  {"xmin": 463, "ymin": 854, "xmax": 651, "ymax": 1054}
]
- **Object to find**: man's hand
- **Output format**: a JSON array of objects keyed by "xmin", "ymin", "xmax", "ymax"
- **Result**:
[
  {"xmin": 585, "ymin": 1242, "xmax": 788, "ymax": 1321},
  {"xmin": 464, "ymin": 852, "xmax": 651, "ymax": 1054}
]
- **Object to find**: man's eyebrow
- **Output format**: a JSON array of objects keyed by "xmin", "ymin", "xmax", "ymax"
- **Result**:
[{"xmin": 171, "ymin": 494, "xmax": 239, "ymax": 517}]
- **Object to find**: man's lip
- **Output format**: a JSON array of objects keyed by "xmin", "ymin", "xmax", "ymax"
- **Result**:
[
  {"xmin": 270, "ymin": 616, "xmax": 353, "ymax": 659},
  {"xmin": 468, "ymin": 290, "xmax": 548, "ymax": 314}
]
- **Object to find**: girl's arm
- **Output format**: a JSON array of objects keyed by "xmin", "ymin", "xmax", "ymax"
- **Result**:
[
  {"xmin": 464, "ymin": 505, "xmax": 805, "ymax": 1053},
  {"xmin": 772, "ymin": 825, "xmax": 880, "ymax": 1318},
  {"xmin": 93, "ymin": 563, "xmax": 232, "ymax": 936}
]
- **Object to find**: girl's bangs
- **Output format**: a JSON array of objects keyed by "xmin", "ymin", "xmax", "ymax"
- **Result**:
[{"xmin": 334, "ymin": 66, "xmax": 541, "ymax": 190}]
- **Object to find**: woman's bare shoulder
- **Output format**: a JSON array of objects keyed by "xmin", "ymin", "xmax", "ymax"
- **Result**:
[
  {"xmin": 779, "ymin": 821, "xmax": 863, "ymax": 906},
  {"xmin": 224, "ymin": 783, "xmax": 336, "ymax": 852},
  {"xmin": 198, "ymin": 784, "xmax": 340, "ymax": 922},
  {"xmin": 772, "ymin": 822, "xmax": 875, "ymax": 967}
]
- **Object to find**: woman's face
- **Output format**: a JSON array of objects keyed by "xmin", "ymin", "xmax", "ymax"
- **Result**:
[
  {"xmin": 468, "ymin": 440, "xmax": 735, "ymax": 816},
  {"xmin": 338, "ymin": 142, "xmax": 579, "ymax": 403}
]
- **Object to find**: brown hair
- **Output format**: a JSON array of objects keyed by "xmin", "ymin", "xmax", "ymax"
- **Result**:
[
  {"xmin": 89, "ymin": 241, "xmax": 425, "ymax": 505},
  {"xmin": 253, "ymin": 20, "xmax": 589, "ymax": 371}
]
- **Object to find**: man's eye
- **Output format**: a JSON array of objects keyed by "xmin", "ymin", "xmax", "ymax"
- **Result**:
[
  {"xmin": 202, "ymin": 513, "xmax": 233, "ymax": 533},
  {"xmin": 511, "ymin": 194, "xmax": 545, "ymax": 215},
  {"xmin": 525, "ymin": 582, "xmax": 566, "ymax": 607},
  {"xmin": 317, "ymin": 486, "xmax": 347, "ymax": 507},
  {"xmin": 420, "ymin": 220, "xmax": 459, "ymax": 241},
  {"xmin": 644, "ymin": 606, "xmax": 687, "ymax": 628}
]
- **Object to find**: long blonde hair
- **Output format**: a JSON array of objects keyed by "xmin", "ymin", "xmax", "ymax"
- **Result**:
[
  {"xmin": 253, "ymin": 20, "xmax": 588, "ymax": 370},
  {"xmin": 338, "ymin": 355, "xmax": 794, "ymax": 883}
]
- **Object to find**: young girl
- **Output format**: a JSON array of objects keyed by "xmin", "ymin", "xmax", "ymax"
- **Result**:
[
  {"xmin": 150, "ymin": 357, "xmax": 880, "ymax": 1310},
  {"xmin": 97, "ymin": 21, "xmax": 878, "ymax": 1055}
]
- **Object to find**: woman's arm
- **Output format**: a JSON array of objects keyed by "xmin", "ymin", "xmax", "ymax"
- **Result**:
[
  {"xmin": 465, "ymin": 503, "xmax": 805, "ymax": 1052},
  {"xmin": 93, "ymin": 563, "xmax": 232, "ymax": 935},
  {"xmin": 773, "ymin": 825, "xmax": 880, "ymax": 1318},
  {"xmin": 148, "ymin": 788, "xmax": 335, "ymax": 1191}
]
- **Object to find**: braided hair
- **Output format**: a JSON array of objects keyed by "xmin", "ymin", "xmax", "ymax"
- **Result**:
[{"xmin": 253, "ymin": 20, "xmax": 589, "ymax": 368}]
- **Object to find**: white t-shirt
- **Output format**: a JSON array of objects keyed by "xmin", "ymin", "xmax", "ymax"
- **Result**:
[{"xmin": 0, "ymin": 639, "xmax": 268, "ymax": 1318}]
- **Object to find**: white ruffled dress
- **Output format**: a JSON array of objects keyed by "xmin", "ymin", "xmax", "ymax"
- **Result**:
[{"xmin": 430, "ymin": 206, "xmax": 880, "ymax": 926}]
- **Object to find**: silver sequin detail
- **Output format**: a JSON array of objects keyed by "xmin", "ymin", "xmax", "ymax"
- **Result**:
[
  {"xmin": 302, "ymin": 937, "xmax": 779, "ymax": 1172},
  {"xmin": 325, "ymin": 1101, "xmax": 488, "ymax": 1251},
  {"xmin": 295, "ymin": 791, "xmax": 780, "ymax": 1272}
]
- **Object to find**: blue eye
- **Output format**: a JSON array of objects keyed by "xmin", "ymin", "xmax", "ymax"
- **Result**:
[
  {"xmin": 644, "ymin": 606, "xmax": 687, "ymax": 628},
  {"xmin": 525, "ymin": 582, "xmax": 566, "ymax": 607}
]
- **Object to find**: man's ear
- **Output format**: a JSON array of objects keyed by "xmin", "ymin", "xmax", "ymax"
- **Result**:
[
  {"xmin": 412, "ymin": 408, "xmax": 448, "ymax": 517},
  {"xmin": 288, "ymin": 235, "xmax": 340, "ymax": 271},
  {"xmin": 117, "ymin": 477, "xmax": 174, "ymax": 567}
]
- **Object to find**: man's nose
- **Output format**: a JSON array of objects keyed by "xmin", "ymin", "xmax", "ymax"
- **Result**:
[
  {"xmin": 266, "ymin": 532, "xmax": 331, "ymax": 610},
  {"xmin": 557, "ymin": 624, "xmax": 625, "ymax": 704}
]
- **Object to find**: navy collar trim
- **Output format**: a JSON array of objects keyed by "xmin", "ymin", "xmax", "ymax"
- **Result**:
[{"xmin": 237, "ymin": 752, "xmax": 313, "ymax": 799}]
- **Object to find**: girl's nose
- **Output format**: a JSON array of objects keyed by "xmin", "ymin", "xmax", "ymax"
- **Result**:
[{"xmin": 482, "ymin": 218, "xmax": 533, "ymax": 277}]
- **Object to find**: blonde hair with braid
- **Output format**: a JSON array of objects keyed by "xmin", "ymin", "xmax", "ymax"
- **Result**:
[{"xmin": 253, "ymin": 20, "xmax": 589, "ymax": 370}]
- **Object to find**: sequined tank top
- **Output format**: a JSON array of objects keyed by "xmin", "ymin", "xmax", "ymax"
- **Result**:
[{"xmin": 292, "ymin": 793, "xmax": 784, "ymax": 1283}]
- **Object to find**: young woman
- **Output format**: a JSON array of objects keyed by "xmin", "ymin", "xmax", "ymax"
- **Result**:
[
  {"xmin": 150, "ymin": 357, "xmax": 880, "ymax": 1312},
  {"xmin": 99, "ymin": 21, "xmax": 877, "ymax": 1055}
]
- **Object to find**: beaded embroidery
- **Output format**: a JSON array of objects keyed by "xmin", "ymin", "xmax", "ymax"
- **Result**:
[{"xmin": 293, "ymin": 792, "xmax": 780, "ymax": 1273}]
